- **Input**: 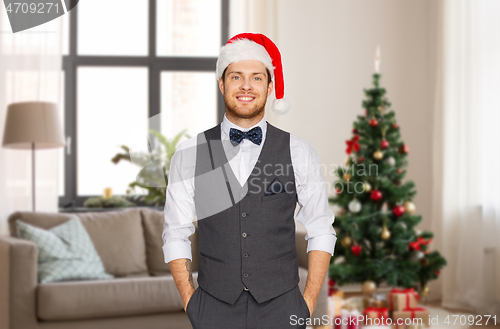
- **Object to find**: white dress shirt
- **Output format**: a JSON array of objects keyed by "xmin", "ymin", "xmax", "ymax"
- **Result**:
[{"xmin": 162, "ymin": 113, "xmax": 337, "ymax": 264}]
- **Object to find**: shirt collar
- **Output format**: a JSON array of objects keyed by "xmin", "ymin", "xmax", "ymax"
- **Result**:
[{"xmin": 221, "ymin": 113, "xmax": 267, "ymax": 142}]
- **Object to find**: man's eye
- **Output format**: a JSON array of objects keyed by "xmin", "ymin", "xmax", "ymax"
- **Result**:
[
  {"xmin": 232, "ymin": 76, "xmax": 240, "ymax": 80},
  {"xmin": 254, "ymin": 77, "xmax": 261, "ymax": 81}
]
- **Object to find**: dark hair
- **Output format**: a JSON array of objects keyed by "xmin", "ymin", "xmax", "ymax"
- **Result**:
[{"xmin": 222, "ymin": 66, "xmax": 272, "ymax": 85}]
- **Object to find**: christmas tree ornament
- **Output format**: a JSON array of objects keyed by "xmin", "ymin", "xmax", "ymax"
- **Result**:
[
  {"xmin": 386, "ymin": 156, "xmax": 396, "ymax": 166},
  {"xmin": 348, "ymin": 199, "xmax": 362, "ymax": 213},
  {"xmin": 380, "ymin": 139, "xmax": 389, "ymax": 149},
  {"xmin": 392, "ymin": 123, "xmax": 399, "ymax": 129},
  {"xmin": 392, "ymin": 205, "xmax": 405, "ymax": 217},
  {"xmin": 217, "ymin": 33, "xmax": 291, "ymax": 115},
  {"xmin": 381, "ymin": 224, "xmax": 391, "ymax": 240},
  {"xmin": 370, "ymin": 190, "xmax": 383, "ymax": 201},
  {"xmin": 328, "ymin": 278, "xmax": 336, "ymax": 287},
  {"xmin": 358, "ymin": 156, "xmax": 365, "ymax": 163},
  {"xmin": 345, "ymin": 156, "xmax": 351, "ymax": 165},
  {"xmin": 335, "ymin": 187, "xmax": 341, "ymax": 195},
  {"xmin": 399, "ymin": 144, "xmax": 410, "ymax": 154},
  {"xmin": 414, "ymin": 250, "xmax": 424, "ymax": 260},
  {"xmin": 369, "ymin": 118, "xmax": 378, "ymax": 127},
  {"xmin": 345, "ymin": 135, "xmax": 360, "ymax": 154},
  {"xmin": 343, "ymin": 173, "xmax": 352, "ymax": 182},
  {"xmin": 420, "ymin": 285, "xmax": 430, "ymax": 297},
  {"xmin": 351, "ymin": 244, "xmax": 362, "ymax": 257},
  {"xmin": 364, "ymin": 181, "xmax": 372, "ymax": 193},
  {"xmin": 352, "ymin": 128, "xmax": 358, "ymax": 134},
  {"xmin": 361, "ymin": 280, "xmax": 377, "ymax": 296},
  {"xmin": 341, "ymin": 235, "xmax": 352, "ymax": 247},
  {"xmin": 373, "ymin": 150, "xmax": 384, "ymax": 160},
  {"xmin": 404, "ymin": 201, "xmax": 416, "ymax": 214},
  {"xmin": 378, "ymin": 104, "xmax": 386, "ymax": 114},
  {"xmin": 397, "ymin": 168, "xmax": 403, "ymax": 174}
]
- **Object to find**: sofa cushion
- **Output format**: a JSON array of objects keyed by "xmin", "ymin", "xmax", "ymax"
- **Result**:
[
  {"xmin": 15, "ymin": 218, "xmax": 113, "ymax": 283},
  {"xmin": 8, "ymin": 208, "xmax": 148, "ymax": 277},
  {"xmin": 37, "ymin": 273, "xmax": 199, "ymax": 321},
  {"xmin": 141, "ymin": 208, "xmax": 199, "ymax": 275}
]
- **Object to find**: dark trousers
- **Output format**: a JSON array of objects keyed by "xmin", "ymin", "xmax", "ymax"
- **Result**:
[{"xmin": 186, "ymin": 284, "xmax": 310, "ymax": 329}]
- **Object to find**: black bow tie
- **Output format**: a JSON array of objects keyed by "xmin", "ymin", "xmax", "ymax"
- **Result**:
[{"xmin": 229, "ymin": 126, "xmax": 262, "ymax": 146}]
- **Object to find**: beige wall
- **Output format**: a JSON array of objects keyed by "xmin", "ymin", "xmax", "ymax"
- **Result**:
[{"xmin": 237, "ymin": 0, "xmax": 441, "ymax": 298}]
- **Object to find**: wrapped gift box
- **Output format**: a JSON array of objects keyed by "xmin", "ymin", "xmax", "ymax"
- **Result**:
[
  {"xmin": 392, "ymin": 307, "xmax": 430, "ymax": 327},
  {"xmin": 363, "ymin": 293, "xmax": 388, "ymax": 309},
  {"xmin": 387, "ymin": 288, "xmax": 419, "ymax": 311},
  {"xmin": 363, "ymin": 306, "xmax": 390, "ymax": 326}
]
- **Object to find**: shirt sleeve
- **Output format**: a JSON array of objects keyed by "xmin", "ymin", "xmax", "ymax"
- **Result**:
[
  {"xmin": 162, "ymin": 138, "xmax": 197, "ymax": 263},
  {"xmin": 291, "ymin": 134, "xmax": 337, "ymax": 256}
]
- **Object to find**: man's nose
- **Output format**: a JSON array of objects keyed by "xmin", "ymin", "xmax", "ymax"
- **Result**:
[{"xmin": 240, "ymin": 79, "xmax": 252, "ymax": 91}]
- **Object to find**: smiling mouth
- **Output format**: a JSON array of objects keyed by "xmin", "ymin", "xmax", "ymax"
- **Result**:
[{"xmin": 236, "ymin": 96, "xmax": 256, "ymax": 102}]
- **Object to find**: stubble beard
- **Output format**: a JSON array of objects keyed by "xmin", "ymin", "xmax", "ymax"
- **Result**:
[{"xmin": 224, "ymin": 90, "xmax": 267, "ymax": 120}]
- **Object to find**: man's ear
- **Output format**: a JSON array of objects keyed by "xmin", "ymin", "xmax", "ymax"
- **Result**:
[
  {"xmin": 218, "ymin": 77, "xmax": 225, "ymax": 95},
  {"xmin": 267, "ymin": 80, "xmax": 274, "ymax": 97}
]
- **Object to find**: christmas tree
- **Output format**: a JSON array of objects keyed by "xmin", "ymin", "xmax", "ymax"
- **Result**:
[{"xmin": 328, "ymin": 66, "xmax": 447, "ymax": 297}]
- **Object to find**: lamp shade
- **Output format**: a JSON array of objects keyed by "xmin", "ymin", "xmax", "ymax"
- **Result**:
[{"xmin": 2, "ymin": 101, "xmax": 65, "ymax": 150}]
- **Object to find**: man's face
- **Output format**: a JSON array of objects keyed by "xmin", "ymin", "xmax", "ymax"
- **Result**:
[{"xmin": 219, "ymin": 60, "xmax": 273, "ymax": 120}]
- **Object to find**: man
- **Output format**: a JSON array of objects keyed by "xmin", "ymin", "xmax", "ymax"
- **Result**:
[{"xmin": 162, "ymin": 33, "xmax": 336, "ymax": 329}]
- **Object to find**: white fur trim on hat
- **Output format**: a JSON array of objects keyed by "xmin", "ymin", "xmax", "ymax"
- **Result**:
[
  {"xmin": 216, "ymin": 38, "xmax": 275, "ymax": 80},
  {"xmin": 270, "ymin": 97, "xmax": 291, "ymax": 116}
]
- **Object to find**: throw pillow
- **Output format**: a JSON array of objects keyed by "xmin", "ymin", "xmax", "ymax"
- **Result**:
[{"xmin": 16, "ymin": 217, "xmax": 114, "ymax": 283}]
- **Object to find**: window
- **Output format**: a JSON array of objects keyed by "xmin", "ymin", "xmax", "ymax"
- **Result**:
[{"xmin": 59, "ymin": 0, "xmax": 229, "ymax": 208}]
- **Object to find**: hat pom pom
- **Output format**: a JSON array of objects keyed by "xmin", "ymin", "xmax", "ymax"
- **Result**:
[{"xmin": 270, "ymin": 98, "xmax": 291, "ymax": 116}]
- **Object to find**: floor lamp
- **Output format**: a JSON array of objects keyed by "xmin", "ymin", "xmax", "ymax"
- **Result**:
[{"xmin": 2, "ymin": 101, "xmax": 65, "ymax": 211}]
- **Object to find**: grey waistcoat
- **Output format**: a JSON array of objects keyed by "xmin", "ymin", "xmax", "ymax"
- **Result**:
[{"xmin": 193, "ymin": 121, "xmax": 300, "ymax": 305}]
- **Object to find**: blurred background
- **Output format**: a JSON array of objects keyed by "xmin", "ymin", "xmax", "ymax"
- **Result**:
[{"xmin": 0, "ymin": 1, "xmax": 499, "ymax": 328}]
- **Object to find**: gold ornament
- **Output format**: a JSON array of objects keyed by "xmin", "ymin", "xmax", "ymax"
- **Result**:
[
  {"xmin": 337, "ymin": 207, "xmax": 347, "ymax": 216},
  {"xmin": 420, "ymin": 285, "xmax": 430, "ymax": 297},
  {"xmin": 341, "ymin": 235, "xmax": 352, "ymax": 247},
  {"xmin": 404, "ymin": 201, "xmax": 416, "ymax": 214},
  {"xmin": 345, "ymin": 156, "xmax": 351, "ymax": 165},
  {"xmin": 381, "ymin": 225, "xmax": 391, "ymax": 240},
  {"xmin": 343, "ymin": 173, "xmax": 352, "ymax": 182},
  {"xmin": 364, "ymin": 182, "xmax": 372, "ymax": 193},
  {"xmin": 361, "ymin": 280, "xmax": 377, "ymax": 296},
  {"xmin": 373, "ymin": 150, "xmax": 383, "ymax": 160}
]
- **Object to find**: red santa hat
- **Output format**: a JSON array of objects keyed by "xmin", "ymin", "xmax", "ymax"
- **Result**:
[{"xmin": 216, "ymin": 33, "xmax": 291, "ymax": 116}]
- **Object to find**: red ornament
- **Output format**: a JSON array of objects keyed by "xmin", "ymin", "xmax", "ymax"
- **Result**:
[
  {"xmin": 399, "ymin": 144, "xmax": 410, "ymax": 154},
  {"xmin": 335, "ymin": 188, "xmax": 341, "ymax": 195},
  {"xmin": 392, "ymin": 205, "xmax": 405, "ymax": 217},
  {"xmin": 369, "ymin": 118, "xmax": 378, "ymax": 127},
  {"xmin": 370, "ymin": 190, "xmax": 383, "ymax": 201},
  {"xmin": 352, "ymin": 128, "xmax": 358, "ymax": 134},
  {"xmin": 328, "ymin": 278, "xmax": 336, "ymax": 287},
  {"xmin": 397, "ymin": 169, "xmax": 403, "ymax": 174},
  {"xmin": 392, "ymin": 123, "xmax": 399, "ymax": 129},
  {"xmin": 380, "ymin": 139, "xmax": 389, "ymax": 149},
  {"xmin": 345, "ymin": 134, "xmax": 360, "ymax": 154},
  {"xmin": 351, "ymin": 245, "xmax": 362, "ymax": 257},
  {"xmin": 409, "ymin": 237, "xmax": 433, "ymax": 251}
]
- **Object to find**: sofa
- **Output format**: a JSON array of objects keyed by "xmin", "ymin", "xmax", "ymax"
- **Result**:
[{"xmin": 0, "ymin": 207, "xmax": 329, "ymax": 329}]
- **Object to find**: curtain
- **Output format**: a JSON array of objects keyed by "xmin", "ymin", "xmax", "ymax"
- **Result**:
[
  {"xmin": 433, "ymin": 0, "xmax": 500, "ymax": 314},
  {"xmin": 0, "ymin": 9, "xmax": 64, "ymax": 234}
]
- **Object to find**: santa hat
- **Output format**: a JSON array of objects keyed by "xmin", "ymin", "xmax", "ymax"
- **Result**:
[{"xmin": 216, "ymin": 33, "xmax": 291, "ymax": 116}]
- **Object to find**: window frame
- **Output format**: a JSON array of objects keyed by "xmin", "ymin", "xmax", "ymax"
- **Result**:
[{"xmin": 59, "ymin": 0, "xmax": 229, "ymax": 209}]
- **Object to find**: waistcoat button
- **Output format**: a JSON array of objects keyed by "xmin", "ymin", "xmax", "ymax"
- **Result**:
[
  {"xmin": 242, "ymin": 232, "xmax": 247, "ymax": 237},
  {"xmin": 243, "ymin": 253, "xmax": 249, "ymax": 257},
  {"xmin": 241, "ymin": 213, "xmax": 247, "ymax": 217},
  {"xmin": 243, "ymin": 273, "xmax": 249, "ymax": 277}
]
